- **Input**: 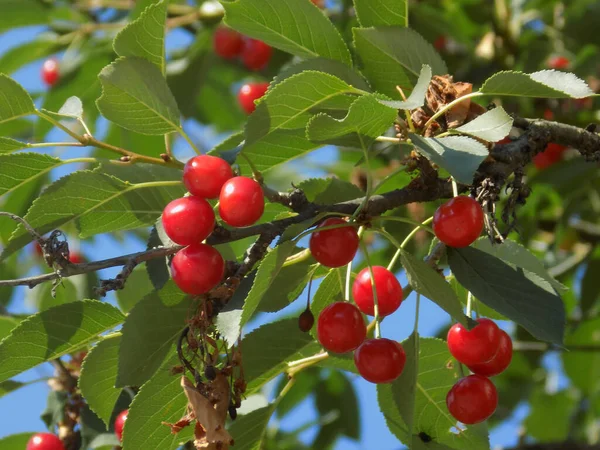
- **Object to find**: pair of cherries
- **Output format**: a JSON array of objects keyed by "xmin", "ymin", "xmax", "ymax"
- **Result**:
[
  {"xmin": 446, "ymin": 319, "xmax": 513, "ymax": 424},
  {"xmin": 26, "ymin": 410, "xmax": 128, "ymax": 450},
  {"xmin": 162, "ymin": 155, "xmax": 264, "ymax": 295},
  {"xmin": 213, "ymin": 26, "xmax": 272, "ymax": 71}
]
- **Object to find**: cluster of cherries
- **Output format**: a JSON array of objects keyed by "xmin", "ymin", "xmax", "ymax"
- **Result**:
[
  {"xmin": 162, "ymin": 155, "xmax": 264, "ymax": 296},
  {"xmin": 497, "ymin": 136, "xmax": 567, "ymax": 171},
  {"xmin": 25, "ymin": 410, "xmax": 128, "ymax": 450}
]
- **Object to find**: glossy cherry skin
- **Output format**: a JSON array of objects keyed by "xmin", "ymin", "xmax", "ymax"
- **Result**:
[
  {"xmin": 183, "ymin": 155, "xmax": 233, "ymax": 199},
  {"xmin": 547, "ymin": 55, "xmax": 570, "ymax": 70},
  {"xmin": 162, "ymin": 196, "xmax": 215, "ymax": 245},
  {"xmin": 352, "ymin": 266, "xmax": 403, "ymax": 317},
  {"xmin": 533, "ymin": 143, "xmax": 566, "ymax": 170},
  {"xmin": 298, "ymin": 308, "xmax": 315, "ymax": 332},
  {"xmin": 238, "ymin": 82, "xmax": 269, "ymax": 114},
  {"xmin": 467, "ymin": 329, "xmax": 513, "ymax": 377},
  {"xmin": 446, "ymin": 375, "xmax": 498, "ymax": 424},
  {"xmin": 115, "ymin": 409, "xmax": 128, "ymax": 442},
  {"xmin": 447, "ymin": 318, "xmax": 501, "ymax": 366},
  {"xmin": 213, "ymin": 26, "xmax": 244, "ymax": 59},
  {"xmin": 26, "ymin": 433, "xmax": 65, "ymax": 450},
  {"xmin": 41, "ymin": 59, "xmax": 59, "ymax": 86},
  {"xmin": 309, "ymin": 218, "xmax": 359, "ymax": 268},
  {"xmin": 317, "ymin": 301, "xmax": 366, "ymax": 354},
  {"xmin": 433, "ymin": 196, "xmax": 484, "ymax": 248},
  {"xmin": 219, "ymin": 176, "xmax": 265, "ymax": 227},
  {"xmin": 354, "ymin": 338, "xmax": 406, "ymax": 383},
  {"xmin": 241, "ymin": 38, "xmax": 272, "ymax": 71},
  {"xmin": 171, "ymin": 244, "xmax": 224, "ymax": 295}
]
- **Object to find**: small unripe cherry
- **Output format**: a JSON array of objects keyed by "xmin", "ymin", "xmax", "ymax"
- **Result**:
[
  {"xmin": 447, "ymin": 318, "xmax": 501, "ymax": 366},
  {"xmin": 354, "ymin": 338, "xmax": 406, "ymax": 383},
  {"xmin": 162, "ymin": 196, "xmax": 215, "ymax": 245},
  {"xmin": 241, "ymin": 38, "xmax": 272, "ymax": 71},
  {"xmin": 26, "ymin": 433, "xmax": 65, "ymax": 450},
  {"xmin": 298, "ymin": 308, "xmax": 315, "ymax": 332},
  {"xmin": 467, "ymin": 329, "xmax": 513, "ymax": 377},
  {"xmin": 237, "ymin": 82, "xmax": 269, "ymax": 114},
  {"xmin": 317, "ymin": 301, "xmax": 366, "ymax": 354},
  {"xmin": 183, "ymin": 155, "xmax": 233, "ymax": 199},
  {"xmin": 171, "ymin": 244, "xmax": 224, "ymax": 295},
  {"xmin": 433, "ymin": 196, "xmax": 484, "ymax": 248},
  {"xmin": 115, "ymin": 409, "xmax": 128, "ymax": 442},
  {"xmin": 219, "ymin": 176, "xmax": 265, "ymax": 227},
  {"xmin": 309, "ymin": 218, "xmax": 359, "ymax": 268},
  {"xmin": 352, "ymin": 266, "xmax": 403, "ymax": 317},
  {"xmin": 41, "ymin": 59, "xmax": 59, "ymax": 86},
  {"xmin": 213, "ymin": 26, "xmax": 244, "ymax": 59},
  {"xmin": 446, "ymin": 375, "xmax": 498, "ymax": 424}
]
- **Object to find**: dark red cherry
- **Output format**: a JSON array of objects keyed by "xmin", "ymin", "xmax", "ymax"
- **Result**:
[
  {"xmin": 317, "ymin": 301, "xmax": 366, "ymax": 354},
  {"xmin": 309, "ymin": 218, "xmax": 359, "ymax": 268},
  {"xmin": 162, "ymin": 196, "xmax": 215, "ymax": 245},
  {"xmin": 219, "ymin": 176, "xmax": 265, "ymax": 227},
  {"xmin": 433, "ymin": 196, "xmax": 484, "ymax": 248},
  {"xmin": 115, "ymin": 409, "xmax": 128, "ymax": 442},
  {"xmin": 237, "ymin": 82, "xmax": 269, "ymax": 114},
  {"xmin": 26, "ymin": 433, "xmax": 65, "ymax": 450},
  {"xmin": 446, "ymin": 375, "xmax": 498, "ymax": 424},
  {"xmin": 467, "ymin": 330, "xmax": 513, "ymax": 377},
  {"xmin": 171, "ymin": 244, "xmax": 224, "ymax": 295},
  {"xmin": 241, "ymin": 38, "xmax": 272, "ymax": 71},
  {"xmin": 354, "ymin": 338, "xmax": 406, "ymax": 383},
  {"xmin": 447, "ymin": 318, "xmax": 501, "ymax": 366},
  {"xmin": 352, "ymin": 266, "xmax": 403, "ymax": 317},
  {"xmin": 213, "ymin": 26, "xmax": 244, "ymax": 59},
  {"xmin": 183, "ymin": 155, "xmax": 233, "ymax": 199}
]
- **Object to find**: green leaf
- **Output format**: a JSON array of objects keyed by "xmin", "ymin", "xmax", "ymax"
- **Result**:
[
  {"xmin": 378, "ymin": 64, "xmax": 432, "ymax": 110},
  {"xmin": 298, "ymin": 177, "xmax": 364, "ymax": 205},
  {"xmin": 524, "ymin": 388, "xmax": 578, "ymax": 442},
  {"xmin": 448, "ymin": 247, "xmax": 565, "ymax": 344},
  {"xmin": 562, "ymin": 317, "xmax": 600, "ymax": 394},
  {"xmin": 96, "ymin": 57, "xmax": 181, "ymax": 135},
  {"xmin": 307, "ymin": 94, "xmax": 397, "ymax": 148},
  {"xmin": 0, "ymin": 433, "xmax": 35, "ymax": 450},
  {"xmin": 472, "ymin": 238, "xmax": 567, "ymax": 294},
  {"xmin": 0, "ymin": 39, "xmax": 58, "ymax": 75},
  {"xmin": 240, "ymin": 241, "xmax": 296, "ymax": 329},
  {"xmin": 122, "ymin": 357, "xmax": 193, "ymax": 450},
  {"xmin": 409, "ymin": 134, "xmax": 488, "ymax": 184},
  {"xmin": 480, "ymin": 70, "xmax": 594, "ymax": 98},
  {"xmin": 581, "ymin": 257, "xmax": 600, "ymax": 315},
  {"xmin": 0, "ymin": 380, "xmax": 24, "ymax": 400},
  {"xmin": 378, "ymin": 337, "xmax": 490, "ymax": 449},
  {"xmin": 89, "ymin": 433, "xmax": 120, "ymax": 449},
  {"xmin": 41, "ymin": 390, "xmax": 68, "ymax": 430},
  {"xmin": 243, "ymin": 318, "xmax": 317, "ymax": 393},
  {"xmin": 355, "ymin": 0, "xmax": 408, "ymax": 27},
  {"xmin": 0, "ymin": 316, "xmax": 18, "ymax": 340},
  {"xmin": 455, "ymin": 106, "xmax": 513, "ymax": 142},
  {"xmin": 79, "ymin": 335, "xmax": 122, "ymax": 428},
  {"xmin": 240, "ymin": 71, "xmax": 361, "ymax": 173},
  {"xmin": 116, "ymin": 266, "xmax": 154, "ymax": 313},
  {"xmin": 56, "ymin": 96, "xmax": 84, "ymax": 119},
  {"xmin": 114, "ymin": 0, "xmax": 167, "ymax": 73},
  {"xmin": 0, "ymin": 0, "xmax": 48, "ymax": 32},
  {"xmin": 0, "ymin": 153, "xmax": 64, "ymax": 197},
  {"xmin": 223, "ymin": 0, "xmax": 351, "ymax": 65},
  {"xmin": 37, "ymin": 278, "xmax": 78, "ymax": 312},
  {"xmin": 353, "ymin": 27, "xmax": 447, "ymax": 97},
  {"xmin": 117, "ymin": 283, "xmax": 189, "ymax": 387},
  {"xmin": 4, "ymin": 167, "xmax": 184, "ymax": 257},
  {"xmin": 0, "ymin": 301, "xmax": 124, "ymax": 384},
  {"xmin": 215, "ymin": 273, "xmax": 254, "ymax": 346},
  {"xmin": 274, "ymin": 58, "xmax": 371, "ymax": 91},
  {"xmin": 228, "ymin": 404, "xmax": 276, "ymax": 450},
  {"xmin": 0, "ymin": 137, "xmax": 29, "ymax": 154},
  {"xmin": 275, "ymin": 368, "xmax": 320, "ymax": 418},
  {"xmin": 257, "ymin": 257, "xmax": 315, "ymax": 313},
  {"xmin": 0, "ymin": 75, "xmax": 36, "ymax": 124},
  {"xmin": 400, "ymin": 250, "xmax": 471, "ymax": 327}
]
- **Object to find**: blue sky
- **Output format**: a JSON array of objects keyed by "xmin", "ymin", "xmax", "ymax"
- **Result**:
[{"xmin": 0, "ymin": 20, "xmax": 558, "ymax": 450}]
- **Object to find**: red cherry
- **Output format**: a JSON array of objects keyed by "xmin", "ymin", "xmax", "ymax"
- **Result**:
[
  {"xmin": 317, "ymin": 301, "xmax": 366, "ymax": 354},
  {"xmin": 68, "ymin": 251, "xmax": 84, "ymax": 264},
  {"xmin": 543, "ymin": 109, "xmax": 554, "ymax": 121},
  {"xmin": 434, "ymin": 35, "xmax": 447, "ymax": 51},
  {"xmin": 354, "ymin": 338, "xmax": 406, "ymax": 383},
  {"xmin": 447, "ymin": 318, "xmax": 501, "ymax": 366},
  {"xmin": 162, "ymin": 197, "xmax": 215, "ymax": 246},
  {"xmin": 26, "ymin": 433, "xmax": 65, "ymax": 450},
  {"xmin": 241, "ymin": 38, "xmax": 272, "ymax": 71},
  {"xmin": 218, "ymin": 176, "xmax": 264, "ymax": 227},
  {"xmin": 467, "ymin": 330, "xmax": 513, "ymax": 377},
  {"xmin": 115, "ymin": 409, "xmax": 128, "ymax": 442},
  {"xmin": 311, "ymin": 0, "xmax": 324, "ymax": 6},
  {"xmin": 309, "ymin": 218, "xmax": 359, "ymax": 268},
  {"xmin": 298, "ymin": 308, "xmax": 315, "ymax": 332},
  {"xmin": 213, "ymin": 26, "xmax": 244, "ymax": 59},
  {"xmin": 433, "ymin": 196, "xmax": 484, "ymax": 248},
  {"xmin": 496, "ymin": 136, "xmax": 511, "ymax": 145},
  {"xmin": 352, "ymin": 266, "xmax": 403, "ymax": 317},
  {"xmin": 237, "ymin": 82, "xmax": 269, "ymax": 114},
  {"xmin": 34, "ymin": 242, "xmax": 44, "ymax": 258},
  {"xmin": 183, "ymin": 155, "xmax": 233, "ymax": 199},
  {"xmin": 171, "ymin": 244, "xmax": 224, "ymax": 295},
  {"xmin": 547, "ymin": 55, "xmax": 570, "ymax": 70},
  {"xmin": 41, "ymin": 59, "xmax": 59, "ymax": 86},
  {"xmin": 533, "ymin": 143, "xmax": 566, "ymax": 170},
  {"xmin": 446, "ymin": 375, "xmax": 498, "ymax": 424}
]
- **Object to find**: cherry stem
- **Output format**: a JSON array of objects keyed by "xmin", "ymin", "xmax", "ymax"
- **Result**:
[
  {"xmin": 345, "ymin": 226, "xmax": 364, "ymax": 301},
  {"xmin": 466, "ymin": 291, "xmax": 473, "ymax": 317},
  {"xmin": 240, "ymin": 153, "xmax": 263, "ymax": 183},
  {"xmin": 414, "ymin": 292, "xmax": 421, "ymax": 335},
  {"xmin": 287, "ymin": 352, "xmax": 329, "ymax": 377},
  {"xmin": 360, "ymin": 239, "xmax": 381, "ymax": 339},
  {"xmin": 451, "ymin": 177, "xmax": 459, "ymax": 197},
  {"xmin": 305, "ymin": 266, "xmax": 318, "ymax": 310},
  {"xmin": 375, "ymin": 217, "xmax": 433, "ymax": 272}
]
